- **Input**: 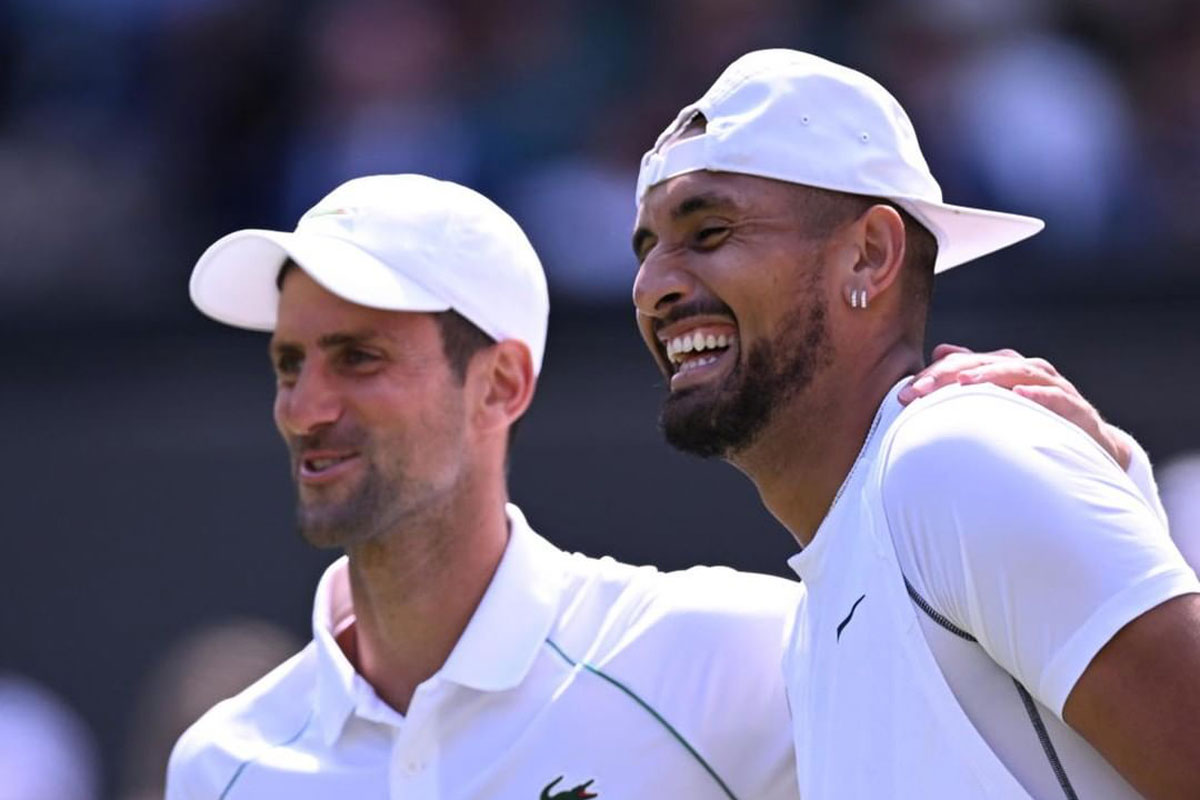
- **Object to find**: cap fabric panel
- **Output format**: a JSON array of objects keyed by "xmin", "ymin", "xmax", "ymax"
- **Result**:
[
  {"xmin": 636, "ymin": 49, "xmax": 1044, "ymax": 273},
  {"xmin": 189, "ymin": 174, "xmax": 550, "ymax": 374}
]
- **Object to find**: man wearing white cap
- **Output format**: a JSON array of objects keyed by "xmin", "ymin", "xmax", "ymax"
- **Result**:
[
  {"xmin": 633, "ymin": 50, "xmax": 1200, "ymax": 799},
  {"xmin": 167, "ymin": 169, "xmax": 1129, "ymax": 800},
  {"xmin": 167, "ymin": 173, "xmax": 803, "ymax": 799}
]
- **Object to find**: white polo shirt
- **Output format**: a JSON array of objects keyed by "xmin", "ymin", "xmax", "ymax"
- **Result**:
[
  {"xmin": 785, "ymin": 382, "xmax": 1199, "ymax": 798},
  {"xmin": 167, "ymin": 504, "xmax": 801, "ymax": 799}
]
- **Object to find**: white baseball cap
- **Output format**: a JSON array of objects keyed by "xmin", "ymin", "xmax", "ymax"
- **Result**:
[
  {"xmin": 190, "ymin": 174, "xmax": 550, "ymax": 373},
  {"xmin": 636, "ymin": 49, "xmax": 1045, "ymax": 273}
]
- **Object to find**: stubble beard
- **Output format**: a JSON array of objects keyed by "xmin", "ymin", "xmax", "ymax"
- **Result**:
[
  {"xmin": 294, "ymin": 452, "xmax": 404, "ymax": 549},
  {"xmin": 660, "ymin": 296, "xmax": 833, "ymax": 460}
]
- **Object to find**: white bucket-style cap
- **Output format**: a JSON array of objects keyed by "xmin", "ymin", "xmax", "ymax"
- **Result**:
[
  {"xmin": 190, "ymin": 174, "xmax": 550, "ymax": 373},
  {"xmin": 637, "ymin": 49, "xmax": 1045, "ymax": 273}
]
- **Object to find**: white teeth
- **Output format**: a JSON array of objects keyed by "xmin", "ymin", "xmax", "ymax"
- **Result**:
[
  {"xmin": 664, "ymin": 331, "xmax": 739, "ymax": 364},
  {"xmin": 307, "ymin": 456, "xmax": 349, "ymax": 471}
]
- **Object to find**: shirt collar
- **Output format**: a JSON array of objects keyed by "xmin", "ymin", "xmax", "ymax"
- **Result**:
[
  {"xmin": 438, "ymin": 503, "xmax": 564, "ymax": 691},
  {"xmin": 311, "ymin": 554, "xmax": 358, "ymax": 745},
  {"xmin": 788, "ymin": 378, "xmax": 909, "ymax": 583},
  {"xmin": 310, "ymin": 503, "xmax": 564, "ymax": 745}
]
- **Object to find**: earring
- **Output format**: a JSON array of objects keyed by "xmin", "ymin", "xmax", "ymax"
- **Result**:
[{"xmin": 848, "ymin": 288, "xmax": 869, "ymax": 309}]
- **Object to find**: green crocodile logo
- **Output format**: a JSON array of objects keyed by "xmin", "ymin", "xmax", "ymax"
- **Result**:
[{"xmin": 540, "ymin": 776, "xmax": 597, "ymax": 799}]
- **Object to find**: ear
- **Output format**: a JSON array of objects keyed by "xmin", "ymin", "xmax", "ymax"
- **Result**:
[
  {"xmin": 470, "ymin": 340, "xmax": 536, "ymax": 437},
  {"xmin": 840, "ymin": 204, "xmax": 907, "ymax": 307}
]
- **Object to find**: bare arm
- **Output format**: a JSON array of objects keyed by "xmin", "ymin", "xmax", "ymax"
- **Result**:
[{"xmin": 1063, "ymin": 593, "xmax": 1200, "ymax": 799}]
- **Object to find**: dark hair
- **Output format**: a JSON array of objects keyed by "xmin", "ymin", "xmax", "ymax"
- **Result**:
[
  {"xmin": 791, "ymin": 188, "xmax": 937, "ymax": 329},
  {"xmin": 432, "ymin": 309, "xmax": 495, "ymax": 383}
]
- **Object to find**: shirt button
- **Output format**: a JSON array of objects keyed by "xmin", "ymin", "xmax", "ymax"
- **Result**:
[{"xmin": 402, "ymin": 759, "xmax": 425, "ymax": 776}]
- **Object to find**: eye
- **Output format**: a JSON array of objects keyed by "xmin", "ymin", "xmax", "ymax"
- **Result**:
[
  {"xmin": 696, "ymin": 226, "xmax": 730, "ymax": 247},
  {"xmin": 274, "ymin": 351, "xmax": 301, "ymax": 378},
  {"xmin": 340, "ymin": 348, "xmax": 380, "ymax": 368}
]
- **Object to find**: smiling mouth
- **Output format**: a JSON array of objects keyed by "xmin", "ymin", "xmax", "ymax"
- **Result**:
[
  {"xmin": 663, "ymin": 327, "xmax": 737, "ymax": 377},
  {"xmin": 299, "ymin": 453, "xmax": 359, "ymax": 480}
]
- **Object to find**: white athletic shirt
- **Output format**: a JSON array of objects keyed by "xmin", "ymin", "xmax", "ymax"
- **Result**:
[
  {"xmin": 167, "ymin": 504, "xmax": 800, "ymax": 800},
  {"xmin": 785, "ymin": 382, "xmax": 1200, "ymax": 799}
]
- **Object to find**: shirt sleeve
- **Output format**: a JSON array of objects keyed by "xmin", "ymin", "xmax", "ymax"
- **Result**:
[
  {"xmin": 1117, "ymin": 426, "xmax": 1170, "ymax": 528},
  {"xmin": 881, "ymin": 386, "xmax": 1200, "ymax": 719}
]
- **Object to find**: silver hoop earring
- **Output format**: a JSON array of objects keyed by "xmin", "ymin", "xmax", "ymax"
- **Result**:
[{"xmin": 860, "ymin": 288, "xmax": 869, "ymax": 309}]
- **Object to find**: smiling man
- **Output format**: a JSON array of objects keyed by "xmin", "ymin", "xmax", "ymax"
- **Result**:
[
  {"xmin": 632, "ymin": 50, "xmax": 1200, "ymax": 799},
  {"xmin": 166, "ymin": 174, "xmax": 802, "ymax": 799},
  {"xmin": 166, "ymin": 171, "xmax": 1169, "ymax": 798}
]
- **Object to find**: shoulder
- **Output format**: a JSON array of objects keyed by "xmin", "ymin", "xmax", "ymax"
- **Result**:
[
  {"xmin": 551, "ymin": 548, "xmax": 800, "ymax": 678},
  {"xmin": 557, "ymin": 548, "xmax": 799, "ymax": 649},
  {"xmin": 167, "ymin": 644, "xmax": 316, "ymax": 796},
  {"xmin": 881, "ymin": 383, "xmax": 1119, "ymax": 509},
  {"xmin": 887, "ymin": 382, "xmax": 1112, "ymax": 465},
  {"xmin": 548, "ymin": 552, "xmax": 799, "ymax": 794}
]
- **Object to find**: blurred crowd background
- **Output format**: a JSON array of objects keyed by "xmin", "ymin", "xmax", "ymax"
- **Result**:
[{"xmin": 2, "ymin": 0, "xmax": 1198, "ymax": 798}]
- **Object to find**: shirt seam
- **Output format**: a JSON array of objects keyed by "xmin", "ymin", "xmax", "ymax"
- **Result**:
[
  {"xmin": 906, "ymin": 575, "xmax": 1081, "ymax": 799},
  {"xmin": 216, "ymin": 710, "xmax": 314, "ymax": 800},
  {"xmin": 543, "ymin": 638, "xmax": 740, "ymax": 800}
]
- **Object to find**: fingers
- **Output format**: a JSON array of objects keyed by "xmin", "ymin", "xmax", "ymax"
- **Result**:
[
  {"xmin": 957, "ymin": 360, "xmax": 1063, "ymax": 390},
  {"xmin": 899, "ymin": 345, "xmax": 1048, "ymax": 405},
  {"xmin": 901, "ymin": 350, "xmax": 1025, "ymax": 403},
  {"xmin": 1012, "ymin": 384, "xmax": 1086, "ymax": 422},
  {"xmin": 902, "ymin": 347, "xmax": 1128, "ymax": 470},
  {"xmin": 1010, "ymin": 385, "xmax": 1128, "ymax": 468},
  {"xmin": 929, "ymin": 343, "xmax": 973, "ymax": 361}
]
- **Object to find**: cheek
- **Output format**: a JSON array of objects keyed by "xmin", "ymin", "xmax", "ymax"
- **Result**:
[{"xmin": 361, "ymin": 381, "xmax": 467, "ymax": 442}]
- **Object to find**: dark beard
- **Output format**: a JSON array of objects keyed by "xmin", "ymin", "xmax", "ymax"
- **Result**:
[
  {"xmin": 287, "ymin": 427, "xmax": 404, "ymax": 549},
  {"xmin": 295, "ymin": 458, "xmax": 400, "ymax": 549},
  {"xmin": 660, "ymin": 297, "xmax": 832, "ymax": 459}
]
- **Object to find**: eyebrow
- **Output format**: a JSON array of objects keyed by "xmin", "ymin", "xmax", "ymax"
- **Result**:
[
  {"xmin": 631, "ymin": 191, "xmax": 741, "ymax": 259},
  {"xmin": 269, "ymin": 329, "xmax": 383, "ymax": 355}
]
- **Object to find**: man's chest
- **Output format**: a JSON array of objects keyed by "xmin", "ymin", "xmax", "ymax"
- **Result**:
[{"xmin": 222, "ymin": 659, "xmax": 752, "ymax": 799}]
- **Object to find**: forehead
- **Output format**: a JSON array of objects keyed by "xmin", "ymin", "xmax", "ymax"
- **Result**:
[
  {"xmin": 273, "ymin": 269, "xmax": 436, "ymax": 341},
  {"xmin": 635, "ymin": 171, "xmax": 799, "ymax": 226}
]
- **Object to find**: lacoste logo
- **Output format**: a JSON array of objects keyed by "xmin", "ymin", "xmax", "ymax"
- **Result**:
[
  {"xmin": 306, "ymin": 207, "xmax": 355, "ymax": 219},
  {"xmin": 836, "ymin": 594, "xmax": 866, "ymax": 641},
  {"xmin": 540, "ymin": 776, "xmax": 598, "ymax": 799}
]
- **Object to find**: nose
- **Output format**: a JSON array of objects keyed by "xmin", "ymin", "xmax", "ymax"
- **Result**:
[
  {"xmin": 275, "ymin": 362, "xmax": 342, "ymax": 437},
  {"xmin": 632, "ymin": 251, "xmax": 693, "ymax": 321}
]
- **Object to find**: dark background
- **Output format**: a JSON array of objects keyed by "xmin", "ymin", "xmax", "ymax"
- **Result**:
[{"xmin": 2, "ymin": 0, "xmax": 1198, "ymax": 797}]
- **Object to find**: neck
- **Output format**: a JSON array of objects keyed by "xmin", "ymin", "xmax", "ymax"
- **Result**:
[
  {"xmin": 732, "ymin": 343, "xmax": 921, "ymax": 547},
  {"xmin": 342, "ymin": 472, "xmax": 510, "ymax": 714}
]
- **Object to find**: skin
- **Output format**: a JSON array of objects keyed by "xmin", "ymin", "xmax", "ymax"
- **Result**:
[
  {"xmin": 633, "ymin": 170, "xmax": 920, "ymax": 539},
  {"xmin": 270, "ymin": 269, "xmax": 534, "ymax": 712},
  {"xmin": 632, "ymin": 169, "xmax": 1200, "ymax": 799}
]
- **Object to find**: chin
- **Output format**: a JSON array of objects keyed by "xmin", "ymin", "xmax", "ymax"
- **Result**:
[
  {"xmin": 295, "ymin": 491, "xmax": 388, "ymax": 550},
  {"xmin": 661, "ymin": 376, "xmax": 771, "ymax": 460}
]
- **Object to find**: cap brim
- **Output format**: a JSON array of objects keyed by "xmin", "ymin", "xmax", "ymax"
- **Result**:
[
  {"xmin": 899, "ymin": 199, "xmax": 1045, "ymax": 274},
  {"xmin": 189, "ymin": 229, "xmax": 450, "ymax": 330}
]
